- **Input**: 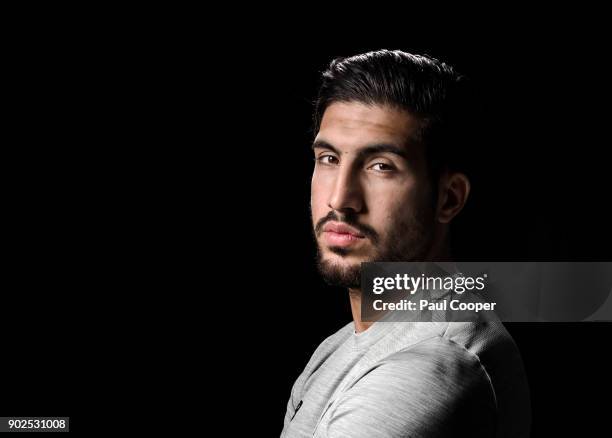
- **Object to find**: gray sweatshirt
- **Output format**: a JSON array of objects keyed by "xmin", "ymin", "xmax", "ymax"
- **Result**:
[{"xmin": 281, "ymin": 318, "xmax": 530, "ymax": 437}]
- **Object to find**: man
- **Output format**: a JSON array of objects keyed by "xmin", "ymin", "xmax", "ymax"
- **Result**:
[{"xmin": 281, "ymin": 50, "xmax": 531, "ymax": 437}]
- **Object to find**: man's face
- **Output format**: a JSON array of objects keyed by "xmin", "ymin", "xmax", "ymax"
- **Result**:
[{"xmin": 311, "ymin": 102, "xmax": 436, "ymax": 289}]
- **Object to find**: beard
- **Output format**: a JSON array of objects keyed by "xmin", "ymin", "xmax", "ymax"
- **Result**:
[{"xmin": 314, "ymin": 203, "xmax": 435, "ymax": 289}]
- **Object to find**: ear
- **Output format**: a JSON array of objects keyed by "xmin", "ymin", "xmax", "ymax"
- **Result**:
[{"xmin": 436, "ymin": 172, "xmax": 471, "ymax": 224}]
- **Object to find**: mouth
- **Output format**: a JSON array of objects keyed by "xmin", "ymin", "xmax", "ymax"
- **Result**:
[{"xmin": 321, "ymin": 221, "xmax": 366, "ymax": 248}]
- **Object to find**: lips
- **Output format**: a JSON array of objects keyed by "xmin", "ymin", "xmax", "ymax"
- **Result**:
[
  {"xmin": 322, "ymin": 221, "xmax": 365, "ymax": 247},
  {"xmin": 323, "ymin": 222, "xmax": 365, "ymax": 237}
]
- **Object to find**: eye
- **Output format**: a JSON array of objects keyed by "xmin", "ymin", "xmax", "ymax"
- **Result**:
[
  {"xmin": 317, "ymin": 154, "xmax": 339, "ymax": 165},
  {"xmin": 369, "ymin": 162, "xmax": 395, "ymax": 172}
]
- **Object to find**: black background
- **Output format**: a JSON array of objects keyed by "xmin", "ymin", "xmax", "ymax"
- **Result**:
[{"xmin": 4, "ymin": 13, "xmax": 611, "ymax": 435}]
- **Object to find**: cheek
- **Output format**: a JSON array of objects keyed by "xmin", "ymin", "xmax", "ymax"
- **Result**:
[
  {"xmin": 310, "ymin": 176, "xmax": 327, "ymax": 222},
  {"xmin": 368, "ymin": 186, "xmax": 420, "ymax": 231},
  {"xmin": 368, "ymin": 183, "xmax": 416, "ymax": 213}
]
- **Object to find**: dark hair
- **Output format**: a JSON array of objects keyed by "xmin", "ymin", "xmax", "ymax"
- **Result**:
[{"xmin": 314, "ymin": 49, "xmax": 475, "ymax": 185}]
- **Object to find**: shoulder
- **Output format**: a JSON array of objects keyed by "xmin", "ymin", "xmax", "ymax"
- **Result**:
[
  {"xmin": 319, "ymin": 336, "xmax": 497, "ymax": 437},
  {"xmin": 379, "ymin": 335, "xmax": 498, "ymax": 406},
  {"xmin": 307, "ymin": 321, "xmax": 354, "ymax": 365},
  {"xmin": 442, "ymin": 320, "xmax": 518, "ymax": 357},
  {"xmin": 290, "ymin": 321, "xmax": 354, "ymax": 392}
]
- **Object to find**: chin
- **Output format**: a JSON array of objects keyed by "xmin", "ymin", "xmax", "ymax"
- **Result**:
[
  {"xmin": 316, "ymin": 252, "xmax": 363, "ymax": 289},
  {"xmin": 324, "ymin": 248, "xmax": 371, "ymax": 266}
]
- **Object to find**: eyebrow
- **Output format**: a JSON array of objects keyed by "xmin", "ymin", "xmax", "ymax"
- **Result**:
[{"xmin": 311, "ymin": 139, "xmax": 410, "ymax": 162}]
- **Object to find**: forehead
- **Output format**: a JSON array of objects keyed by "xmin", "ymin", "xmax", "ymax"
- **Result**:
[{"xmin": 316, "ymin": 102, "xmax": 420, "ymax": 147}]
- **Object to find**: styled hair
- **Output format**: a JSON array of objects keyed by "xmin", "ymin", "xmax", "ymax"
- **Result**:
[{"xmin": 314, "ymin": 49, "xmax": 475, "ymax": 184}]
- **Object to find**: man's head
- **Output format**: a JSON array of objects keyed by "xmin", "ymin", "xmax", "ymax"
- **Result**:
[{"xmin": 311, "ymin": 50, "xmax": 473, "ymax": 289}]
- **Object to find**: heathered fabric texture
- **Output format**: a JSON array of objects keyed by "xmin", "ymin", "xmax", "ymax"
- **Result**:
[{"xmin": 281, "ymin": 319, "xmax": 530, "ymax": 437}]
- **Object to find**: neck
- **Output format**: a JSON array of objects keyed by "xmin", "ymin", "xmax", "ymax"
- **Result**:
[{"xmin": 348, "ymin": 288, "xmax": 374, "ymax": 333}]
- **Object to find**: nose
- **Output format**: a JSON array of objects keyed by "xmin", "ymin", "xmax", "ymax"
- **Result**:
[{"xmin": 328, "ymin": 164, "xmax": 364, "ymax": 214}]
